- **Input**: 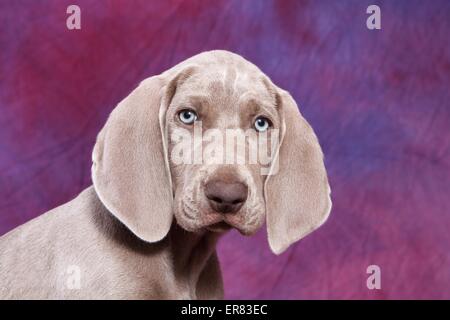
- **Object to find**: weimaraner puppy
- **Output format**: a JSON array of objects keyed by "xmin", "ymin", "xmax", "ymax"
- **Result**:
[{"xmin": 0, "ymin": 50, "xmax": 331, "ymax": 299}]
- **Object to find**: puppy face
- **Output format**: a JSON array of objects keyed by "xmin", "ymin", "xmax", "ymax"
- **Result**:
[{"xmin": 166, "ymin": 67, "xmax": 281, "ymax": 236}]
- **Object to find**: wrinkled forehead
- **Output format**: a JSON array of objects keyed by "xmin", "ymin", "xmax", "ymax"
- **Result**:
[{"xmin": 175, "ymin": 66, "xmax": 275, "ymax": 106}]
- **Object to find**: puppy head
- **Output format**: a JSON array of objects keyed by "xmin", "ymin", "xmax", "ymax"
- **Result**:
[{"xmin": 92, "ymin": 50, "xmax": 331, "ymax": 254}]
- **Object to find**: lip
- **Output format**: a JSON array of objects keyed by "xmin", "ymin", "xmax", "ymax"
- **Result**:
[{"xmin": 206, "ymin": 221, "xmax": 233, "ymax": 233}]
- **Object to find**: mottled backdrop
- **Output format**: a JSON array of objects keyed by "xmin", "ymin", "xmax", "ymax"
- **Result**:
[{"xmin": 0, "ymin": 0, "xmax": 449, "ymax": 299}]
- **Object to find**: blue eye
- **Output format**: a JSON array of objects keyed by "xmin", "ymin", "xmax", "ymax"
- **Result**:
[
  {"xmin": 254, "ymin": 117, "xmax": 271, "ymax": 132},
  {"xmin": 178, "ymin": 109, "xmax": 198, "ymax": 125}
]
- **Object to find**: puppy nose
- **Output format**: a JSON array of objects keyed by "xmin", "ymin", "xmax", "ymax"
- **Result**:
[{"xmin": 205, "ymin": 180, "xmax": 248, "ymax": 214}]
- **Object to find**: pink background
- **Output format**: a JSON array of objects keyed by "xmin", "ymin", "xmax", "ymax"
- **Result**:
[{"xmin": 0, "ymin": 0, "xmax": 449, "ymax": 299}]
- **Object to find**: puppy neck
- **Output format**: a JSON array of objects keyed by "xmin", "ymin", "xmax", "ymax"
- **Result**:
[
  {"xmin": 169, "ymin": 223, "xmax": 220, "ymax": 271},
  {"xmin": 169, "ymin": 223, "xmax": 223, "ymax": 289}
]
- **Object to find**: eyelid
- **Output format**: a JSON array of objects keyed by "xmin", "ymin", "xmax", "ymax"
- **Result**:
[
  {"xmin": 177, "ymin": 107, "xmax": 199, "ymax": 118},
  {"xmin": 178, "ymin": 106, "xmax": 197, "ymax": 113},
  {"xmin": 254, "ymin": 115, "xmax": 273, "ymax": 127}
]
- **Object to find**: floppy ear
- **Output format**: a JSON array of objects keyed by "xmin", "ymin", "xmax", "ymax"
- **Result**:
[
  {"xmin": 265, "ymin": 90, "xmax": 332, "ymax": 255},
  {"xmin": 91, "ymin": 71, "xmax": 186, "ymax": 243}
]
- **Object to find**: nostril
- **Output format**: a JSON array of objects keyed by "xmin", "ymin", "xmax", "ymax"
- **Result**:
[{"xmin": 210, "ymin": 196, "xmax": 223, "ymax": 204}]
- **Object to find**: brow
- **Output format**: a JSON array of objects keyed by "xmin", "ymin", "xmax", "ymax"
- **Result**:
[
  {"xmin": 240, "ymin": 97, "xmax": 278, "ymax": 119},
  {"xmin": 187, "ymin": 94, "xmax": 209, "ymax": 102},
  {"xmin": 184, "ymin": 95, "xmax": 211, "ymax": 110}
]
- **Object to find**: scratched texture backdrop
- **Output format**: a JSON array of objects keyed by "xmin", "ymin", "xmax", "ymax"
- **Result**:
[{"xmin": 0, "ymin": 0, "xmax": 449, "ymax": 299}]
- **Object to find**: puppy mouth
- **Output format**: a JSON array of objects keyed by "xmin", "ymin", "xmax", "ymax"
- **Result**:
[{"xmin": 206, "ymin": 221, "xmax": 233, "ymax": 233}]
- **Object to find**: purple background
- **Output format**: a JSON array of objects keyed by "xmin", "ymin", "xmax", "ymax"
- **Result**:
[{"xmin": 1, "ymin": 0, "xmax": 449, "ymax": 299}]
